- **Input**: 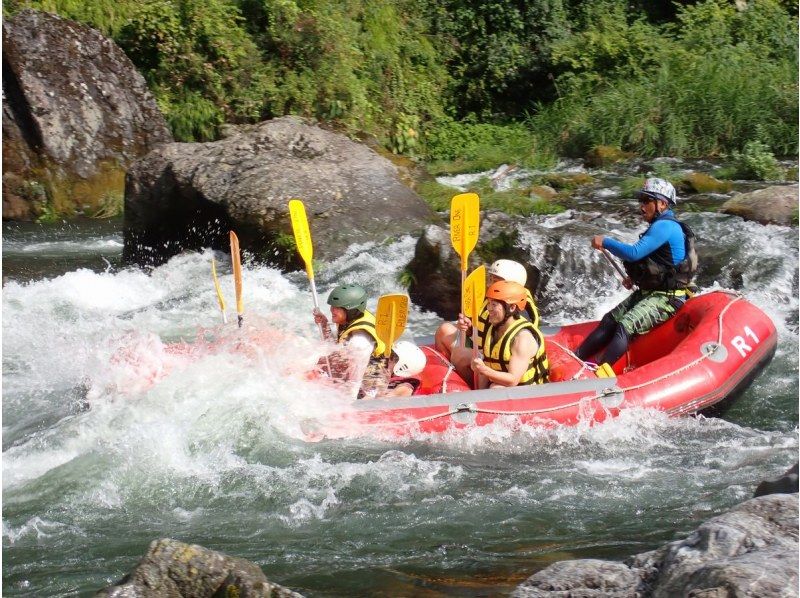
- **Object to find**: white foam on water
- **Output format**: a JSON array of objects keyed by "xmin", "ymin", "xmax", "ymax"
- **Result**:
[
  {"xmin": 3, "ymin": 213, "xmax": 798, "ymax": 596},
  {"xmin": 15, "ymin": 238, "xmax": 123, "ymax": 254}
]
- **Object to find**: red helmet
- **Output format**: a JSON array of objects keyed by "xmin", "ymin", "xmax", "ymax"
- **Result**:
[{"xmin": 486, "ymin": 280, "xmax": 526, "ymax": 310}]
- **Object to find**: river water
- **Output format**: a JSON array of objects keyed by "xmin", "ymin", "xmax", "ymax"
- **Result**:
[{"xmin": 3, "ymin": 169, "xmax": 798, "ymax": 596}]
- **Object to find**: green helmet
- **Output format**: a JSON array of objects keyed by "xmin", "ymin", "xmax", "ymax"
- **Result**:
[{"xmin": 327, "ymin": 284, "xmax": 367, "ymax": 312}]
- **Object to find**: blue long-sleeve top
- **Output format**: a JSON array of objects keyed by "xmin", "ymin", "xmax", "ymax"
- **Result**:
[{"xmin": 603, "ymin": 210, "xmax": 685, "ymax": 265}]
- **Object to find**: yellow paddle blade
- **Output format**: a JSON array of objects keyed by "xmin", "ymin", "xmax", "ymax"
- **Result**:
[
  {"xmin": 288, "ymin": 199, "xmax": 315, "ymax": 280},
  {"xmin": 211, "ymin": 258, "xmax": 226, "ymax": 312},
  {"xmin": 462, "ymin": 265, "xmax": 486, "ymax": 324},
  {"xmin": 375, "ymin": 294, "xmax": 409, "ymax": 358},
  {"xmin": 450, "ymin": 192, "xmax": 480, "ymax": 271},
  {"xmin": 229, "ymin": 231, "xmax": 244, "ymax": 318}
]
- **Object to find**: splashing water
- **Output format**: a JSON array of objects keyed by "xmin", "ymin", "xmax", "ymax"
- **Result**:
[{"xmin": 3, "ymin": 212, "xmax": 797, "ymax": 596}]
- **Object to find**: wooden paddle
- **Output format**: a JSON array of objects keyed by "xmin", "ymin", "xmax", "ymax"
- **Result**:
[
  {"xmin": 210, "ymin": 258, "xmax": 228, "ymax": 324},
  {"xmin": 463, "ymin": 265, "xmax": 486, "ymax": 389},
  {"xmin": 375, "ymin": 294, "xmax": 409, "ymax": 358},
  {"xmin": 288, "ymin": 199, "xmax": 329, "ymax": 340},
  {"xmin": 450, "ymin": 192, "xmax": 480, "ymax": 346},
  {"xmin": 229, "ymin": 231, "xmax": 244, "ymax": 328}
]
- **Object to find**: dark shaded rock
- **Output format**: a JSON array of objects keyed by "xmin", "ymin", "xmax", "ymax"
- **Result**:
[
  {"xmin": 122, "ymin": 116, "xmax": 435, "ymax": 268},
  {"xmin": 513, "ymin": 493, "xmax": 798, "ymax": 598},
  {"xmin": 720, "ymin": 184, "xmax": 798, "ymax": 226},
  {"xmin": 95, "ymin": 538, "xmax": 304, "ymax": 597},
  {"xmin": 2, "ymin": 9, "xmax": 172, "ymax": 220},
  {"xmin": 407, "ymin": 212, "xmax": 543, "ymax": 320},
  {"xmin": 755, "ymin": 463, "xmax": 799, "ymax": 497}
]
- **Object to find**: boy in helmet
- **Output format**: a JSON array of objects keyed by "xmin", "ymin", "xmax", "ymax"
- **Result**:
[
  {"xmin": 434, "ymin": 259, "xmax": 541, "ymax": 386},
  {"xmin": 313, "ymin": 284, "xmax": 389, "ymax": 399},
  {"xmin": 470, "ymin": 281, "xmax": 549, "ymax": 388},
  {"xmin": 576, "ymin": 178, "xmax": 698, "ymax": 373},
  {"xmin": 376, "ymin": 340, "xmax": 427, "ymax": 398}
]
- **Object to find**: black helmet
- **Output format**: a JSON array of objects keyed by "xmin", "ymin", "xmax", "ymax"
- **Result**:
[{"xmin": 327, "ymin": 284, "xmax": 367, "ymax": 312}]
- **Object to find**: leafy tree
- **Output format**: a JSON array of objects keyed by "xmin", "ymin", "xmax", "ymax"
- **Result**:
[{"xmin": 425, "ymin": 0, "xmax": 571, "ymax": 119}]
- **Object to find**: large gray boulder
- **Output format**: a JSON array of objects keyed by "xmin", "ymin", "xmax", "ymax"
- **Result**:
[
  {"xmin": 95, "ymin": 538, "xmax": 304, "ymax": 597},
  {"xmin": 720, "ymin": 184, "xmax": 798, "ymax": 226},
  {"xmin": 513, "ymin": 493, "xmax": 798, "ymax": 598},
  {"xmin": 122, "ymin": 116, "xmax": 435, "ymax": 267},
  {"xmin": 2, "ymin": 9, "xmax": 172, "ymax": 220}
]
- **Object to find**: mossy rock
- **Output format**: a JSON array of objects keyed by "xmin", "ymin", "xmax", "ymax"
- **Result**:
[
  {"xmin": 682, "ymin": 172, "xmax": 733, "ymax": 194},
  {"xmin": 540, "ymin": 172, "xmax": 596, "ymax": 190},
  {"xmin": 584, "ymin": 145, "xmax": 633, "ymax": 168},
  {"xmin": 529, "ymin": 184, "xmax": 558, "ymax": 201}
]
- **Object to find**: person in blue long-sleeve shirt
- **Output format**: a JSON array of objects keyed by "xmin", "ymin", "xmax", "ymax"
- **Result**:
[{"xmin": 575, "ymin": 178, "xmax": 698, "ymax": 373}]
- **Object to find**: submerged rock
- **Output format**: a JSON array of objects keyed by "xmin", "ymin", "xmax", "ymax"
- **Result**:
[
  {"xmin": 513, "ymin": 492, "xmax": 798, "ymax": 598},
  {"xmin": 95, "ymin": 538, "xmax": 304, "ymax": 597},
  {"xmin": 755, "ymin": 463, "xmax": 799, "ymax": 497},
  {"xmin": 720, "ymin": 184, "xmax": 798, "ymax": 226},
  {"xmin": 2, "ymin": 9, "xmax": 172, "ymax": 220},
  {"xmin": 123, "ymin": 116, "xmax": 434, "ymax": 268}
]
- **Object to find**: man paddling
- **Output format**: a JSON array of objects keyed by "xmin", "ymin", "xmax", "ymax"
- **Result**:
[
  {"xmin": 470, "ymin": 281, "xmax": 549, "ymax": 387},
  {"xmin": 575, "ymin": 177, "xmax": 698, "ymax": 374},
  {"xmin": 434, "ymin": 259, "xmax": 541, "ymax": 386},
  {"xmin": 313, "ymin": 284, "xmax": 388, "ymax": 398}
]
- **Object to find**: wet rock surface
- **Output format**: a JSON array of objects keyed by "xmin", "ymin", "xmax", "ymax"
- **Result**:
[
  {"xmin": 123, "ymin": 116, "xmax": 435, "ymax": 268},
  {"xmin": 2, "ymin": 9, "xmax": 171, "ymax": 220},
  {"xmin": 513, "ymin": 490, "xmax": 798, "ymax": 598},
  {"xmin": 95, "ymin": 538, "xmax": 304, "ymax": 597},
  {"xmin": 720, "ymin": 184, "xmax": 799, "ymax": 226}
]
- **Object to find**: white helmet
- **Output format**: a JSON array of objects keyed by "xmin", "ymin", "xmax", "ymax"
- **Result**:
[
  {"xmin": 637, "ymin": 177, "xmax": 677, "ymax": 206},
  {"xmin": 488, "ymin": 259, "xmax": 527, "ymax": 285},
  {"xmin": 392, "ymin": 341, "xmax": 426, "ymax": 377}
]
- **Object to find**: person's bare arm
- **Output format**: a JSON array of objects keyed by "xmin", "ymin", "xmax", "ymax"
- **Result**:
[{"xmin": 471, "ymin": 330, "xmax": 537, "ymax": 388}]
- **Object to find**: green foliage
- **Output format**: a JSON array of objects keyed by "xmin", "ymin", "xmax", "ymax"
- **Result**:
[
  {"xmin": 425, "ymin": 0, "xmax": 570, "ymax": 118},
  {"xmin": 728, "ymin": 141, "xmax": 784, "ymax": 181},
  {"xmin": 5, "ymin": 0, "xmax": 797, "ymax": 167},
  {"xmin": 550, "ymin": 0, "xmax": 665, "ymax": 93},
  {"xmin": 35, "ymin": 200, "xmax": 59, "ymax": 223},
  {"xmin": 397, "ymin": 267, "xmax": 415, "ymax": 289},
  {"xmin": 89, "ymin": 191, "xmax": 124, "ymax": 218},
  {"xmin": 531, "ymin": 0, "xmax": 798, "ymax": 158},
  {"xmin": 4, "ymin": 0, "xmax": 137, "ymax": 35},
  {"xmin": 415, "ymin": 177, "xmax": 564, "ymax": 217},
  {"xmin": 423, "ymin": 119, "xmax": 555, "ymax": 173},
  {"xmin": 116, "ymin": 0, "xmax": 267, "ymax": 140},
  {"xmin": 415, "ymin": 179, "xmax": 456, "ymax": 212},
  {"xmin": 275, "ymin": 231, "xmax": 297, "ymax": 251},
  {"xmin": 240, "ymin": 0, "xmax": 449, "ymax": 141}
]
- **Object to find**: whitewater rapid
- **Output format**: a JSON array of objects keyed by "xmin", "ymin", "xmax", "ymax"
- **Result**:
[{"xmin": 3, "ymin": 211, "xmax": 797, "ymax": 596}]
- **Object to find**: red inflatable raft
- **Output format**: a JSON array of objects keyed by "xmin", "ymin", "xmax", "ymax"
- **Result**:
[{"xmin": 314, "ymin": 291, "xmax": 777, "ymax": 439}]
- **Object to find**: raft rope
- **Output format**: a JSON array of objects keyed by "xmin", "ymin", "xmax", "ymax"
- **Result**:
[{"xmin": 358, "ymin": 292, "xmax": 745, "ymax": 428}]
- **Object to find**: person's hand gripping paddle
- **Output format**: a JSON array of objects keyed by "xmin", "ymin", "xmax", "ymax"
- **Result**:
[
  {"xmin": 450, "ymin": 192, "xmax": 480, "ymax": 347},
  {"xmin": 463, "ymin": 265, "xmax": 486, "ymax": 389}
]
